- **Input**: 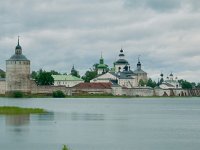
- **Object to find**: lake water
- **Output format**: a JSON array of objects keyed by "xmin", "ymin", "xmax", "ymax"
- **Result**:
[{"xmin": 0, "ymin": 97, "xmax": 200, "ymax": 150}]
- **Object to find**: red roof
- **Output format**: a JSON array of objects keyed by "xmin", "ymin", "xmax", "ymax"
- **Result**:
[{"xmin": 73, "ymin": 82, "xmax": 112, "ymax": 89}]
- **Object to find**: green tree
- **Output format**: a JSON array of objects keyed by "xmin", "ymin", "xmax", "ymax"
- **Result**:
[
  {"xmin": 191, "ymin": 82, "xmax": 196, "ymax": 88},
  {"xmin": 0, "ymin": 69, "xmax": 5, "ymax": 78},
  {"xmin": 82, "ymin": 70, "xmax": 97, "ymax": 82},
  {"xmin": 81, "ymin": 64, "xmax": 98, "ymax": 82},
  {"xmin": 93, "ymin": 63, "xmax": 99, "ymax": 71},
  {"xmin": 139, "ymin": 79, "xmax": 145, "ymax": 86},
  {"xmin": 50, "ymin": 70, "xmax": 61, "ymax": 75},
  {"xmin": 62, "ymin": 145, "xmax": 70, "ymax": 150},
  {"xmin": 53, "ymin": 90, "xmax": 65, "ymax": 98},
  {"xmin": 178, "ymin": 79, "xmax": 193, "ymax": 89},
  {"xmin": 196, "ymin": 83, "xmax": 200, "ymax": 88},
  {"xmin": 146, "ymin": 78, "xmax": 157, "ymax": 88},
  {"xmin": 35, "ymin": 70, "xmax": 54, "ymax": 85},
  {"xmin": 31, "ymin": 71, "xmax": 37, "ymax": 79},
  {"xmin": 12, "ymin": 91, "xmax": 24, "ymax": 98}
]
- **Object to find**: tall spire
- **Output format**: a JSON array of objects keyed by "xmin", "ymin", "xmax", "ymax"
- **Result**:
[
  {"xmin": 138, "ymin": 55, "xmax": 141, "ymax": 63},
  {"xmin": 137, "ymin": 55, "xmax": 141, "ymax": 70},
  {"xmin": 18, "ymin": 36, "xmax": 20, "ymax": 46},
  {"xmin": 15, "ymin": 36, "xmax": 22, "ymax": 55},
  {"xmin": 100, "ymin": 52, "xmax": 104, "ymax": 64},
  {"xmin": 72, "ymin": 64, "xmax": 75, "ymax": 70}
]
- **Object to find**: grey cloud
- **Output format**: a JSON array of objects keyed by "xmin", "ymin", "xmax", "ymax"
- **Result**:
[
  {"xmin": 124, "ymin": 0, "xmax": 181, "ymax": 12},
  {"xmin": 0, "ymin": 0, "xmax": 200, "ymax": 82},
  {"xmin": 124, "ymin": 0, "xmax": 200, "ymax": 12}
]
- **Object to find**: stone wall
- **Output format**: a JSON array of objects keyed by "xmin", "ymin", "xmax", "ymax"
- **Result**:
[
  {"xmin": 30, "ymin": 80, "xmax": 72, "ymax": 95},
  {"xmin": 0, "ymin": 80, "xmax": 6, "ymax": 94},
  {"xmin": 122, "ymin": 87, "xmax": 154, "ymax": 96},
  {"xmin": 111, "ymin": 86, "xmax": 123, "ymax": 96},
  {"xmin": 187, "ymin": 89, "xmax": 200, "ymax": 96},
  {"xmin": 72, "ymin": 88, "xmax": 112, "ymax": 95},
  {"xmin": 1, "ymin": 78, "xmax": 200, "ymax": 97},
  {"xmin": 154, "ymin": 88, "xmax": 189, "ymax": 96}
]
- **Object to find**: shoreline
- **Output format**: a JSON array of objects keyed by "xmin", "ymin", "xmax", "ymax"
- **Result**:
[{"xmin": 0, "ymin": 94, "xmax": 199, "ymax": 99}]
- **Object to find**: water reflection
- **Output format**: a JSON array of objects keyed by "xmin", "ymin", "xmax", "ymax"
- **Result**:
[
  {"xmin": 71, "ymin": 113, "xmax": 105, "ymax": 121},
  {"xmin": 48, "ymin": 112, "xmax": 105, "ymax": 121},
  {"xmin": 6, "ymin": 115, "xmax": 30, "ymax": 126},
  {"xmin": 37, "ymin": 112, "xmax": 55, "ymax": 121},
  {"xmin": 5, "ymin": 114, "xmax": 30, "ymax": 134}
]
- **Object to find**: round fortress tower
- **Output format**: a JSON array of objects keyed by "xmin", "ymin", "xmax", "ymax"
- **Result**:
[{"xmin": 6, "ymin": 37, "xmax": 31, "ymax": 94}]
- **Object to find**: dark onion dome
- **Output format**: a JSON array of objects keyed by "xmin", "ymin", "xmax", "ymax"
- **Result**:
[
  {"xmin": 170, "ymin": 73, "xmax": 173, "ymax": 76},
  {"xmin": 9, "ymin": 54, "xmax": 29, "ymax": 61},
  {"xmin": 119, "ymin": 53, "xmax": 125, "ymax": 57},
  {"xmin": 7, "ymin": 37, "xmax": 29, "ymax": 61},
  {"xmin": 119, "ymin": 48, "xmax": 125, "ymax": 57},
  {"xmin": 160, "ymin": 73, "xmax": 164, "ymax": 77},
  {"xmin": 16, "ymin": 36, "xmax": 22, "ymax": 50},
  {"xmin": 15, "ymin": 44, "xmax": 22, "ymax": 50},
  {"xmin": 115, "ymin": 59, "xmax": 129, "ymax": 65}
]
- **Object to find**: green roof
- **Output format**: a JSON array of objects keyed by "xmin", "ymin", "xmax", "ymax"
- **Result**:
[
  {"xmin": 97, "ymin": 64, "xmax": 108, "ymax": 69},
  {"xmin": 52, "ymin": 75, "xmax": 83, "ymax": 81}
]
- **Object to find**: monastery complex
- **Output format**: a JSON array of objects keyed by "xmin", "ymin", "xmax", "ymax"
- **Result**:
[{"xmin": 0, "ymin": 39, "xmax": 199, "ymax": 97}]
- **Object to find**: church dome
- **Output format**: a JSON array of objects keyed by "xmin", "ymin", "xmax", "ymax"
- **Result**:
[
  {"xmin": 115, "ymin": 59, "xmax": 129, "ymax": 64},
  {"xmin": 16, "ymin": 44, "xmax": 22, "ymax": 50},
  {"xmin": 97, "ymin": 63, "xmax": 107, "ymax": 69},
  {"xmin": 9, "ymin": 54, "xmax": 29, "ymax": 61},
  {"xmin": 7, "ymin": 37, "xmax": 29, "ymax": 61},
  {"xmin": 115, "ymin": 49, "xmax": 129, "ymax": 65}
]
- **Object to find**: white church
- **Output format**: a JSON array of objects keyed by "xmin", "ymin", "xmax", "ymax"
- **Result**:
[{"xmin": 91, "ymin": 49, "xmax": 148, "ymax": 88}]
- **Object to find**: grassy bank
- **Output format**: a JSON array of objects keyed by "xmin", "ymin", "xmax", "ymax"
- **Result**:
[{"xmin": 0, "ymin": 106, "xmax": 47, "ymax": 115}]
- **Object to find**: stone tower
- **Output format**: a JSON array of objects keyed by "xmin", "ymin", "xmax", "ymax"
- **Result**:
[{"xmin": 6, "ymin": 37, "xmax": 31, "ymax": 94}]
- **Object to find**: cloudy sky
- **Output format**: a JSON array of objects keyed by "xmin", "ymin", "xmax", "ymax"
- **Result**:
[{"xmin": 0, "ymin": 0, "xmax": 200, "ymax": 82}]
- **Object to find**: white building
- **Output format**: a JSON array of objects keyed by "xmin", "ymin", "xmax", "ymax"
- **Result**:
[
  {"xmin": 52, "ymin": 75, "xmax": 84, "ymax": 87},
  {"xmin": 91, "ymin": 49, "xmax": 147, "ymax": 88},
  {"xmin": 159, "ymin": 73, "xmax": 181, "ymax": 89}
]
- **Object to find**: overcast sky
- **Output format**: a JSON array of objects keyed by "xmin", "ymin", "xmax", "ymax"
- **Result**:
[{"xmin": 0, "ymin": 0, "xmax": 200, "ymax": 82}]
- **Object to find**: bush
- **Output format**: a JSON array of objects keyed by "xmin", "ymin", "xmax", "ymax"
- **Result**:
[
  {"xmin": 52, "ymin": 90, "xmax": 65, "ymax": 98},
  {"xmin": 12, "ymin": 91, "xmax": 24, "ymax": 98},
  {"xmin": 62, "ymin": 145, "xmax": 70, "ymax": 150}
]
